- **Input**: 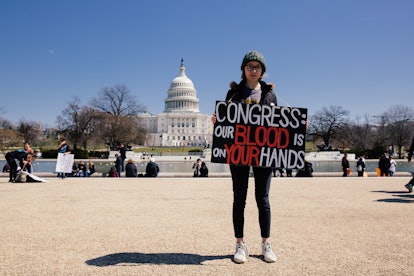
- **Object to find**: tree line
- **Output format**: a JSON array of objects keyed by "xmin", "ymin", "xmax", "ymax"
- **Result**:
[
  {"xmin": 1, "ymin": 85, "xmax": 413, "ymax": 159},
  {"xmin": 0, "ymin": 84, "xmax": 148, "ymax": 155},
  {"xmin": 308, "ymin": 105, "xmax": 414, "ymax": 159}
]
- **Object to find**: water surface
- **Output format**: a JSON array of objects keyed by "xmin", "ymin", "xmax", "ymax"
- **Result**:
[{"xmin": 1, "ymin": 159, "xmax": 413, "ymax": 174}]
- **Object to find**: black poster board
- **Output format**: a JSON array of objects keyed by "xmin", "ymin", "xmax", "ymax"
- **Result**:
[{"xmin": 211, "ymin": 101, "xmax": 308, "ymax": 169}]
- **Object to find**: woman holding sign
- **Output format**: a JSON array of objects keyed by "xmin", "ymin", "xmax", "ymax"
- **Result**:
[
  {"xmin": 57, "ymin": 137, "xmax": 71, "ymax": 179},
  {"xmin": 213, "ymin": 51, "xmax": 277, "ymax": 263}
]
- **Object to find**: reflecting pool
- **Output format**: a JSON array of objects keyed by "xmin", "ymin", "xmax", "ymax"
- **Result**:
[{"xmin": 1, "ymin": 159, "xmax": 413, "ymax": 174}]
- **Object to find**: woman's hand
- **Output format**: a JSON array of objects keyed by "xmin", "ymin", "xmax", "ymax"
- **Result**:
[{"xmin": 211, "ymin": 113, "xmax": 217, "ymax": 124}]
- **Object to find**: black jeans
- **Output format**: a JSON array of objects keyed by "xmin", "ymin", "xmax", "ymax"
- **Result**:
[
  {"xmin": 380, "ymin": 169, "xmax": 389, "ymax": 176},
  {"xmin": 6, "ymin": 156, "xmax": 18, "ymax": 181},
  {"xmin": 230, "ymin": 165, "xmax": 273, "ymax": 239}
]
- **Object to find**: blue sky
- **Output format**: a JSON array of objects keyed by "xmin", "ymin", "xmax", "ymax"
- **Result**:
[{"xmin": 1, "ymin": 0, "xmax": 413, "ymax": 127}]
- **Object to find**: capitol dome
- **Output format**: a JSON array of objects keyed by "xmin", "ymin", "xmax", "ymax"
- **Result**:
[{"xmin": 164, "ymin": 60, "xmax": 200, "ymax": 113}]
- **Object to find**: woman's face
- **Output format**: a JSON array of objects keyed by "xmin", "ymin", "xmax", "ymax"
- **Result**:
[
  {"xmin": 244, "ymin": 61, "xmax": 263, "ymax": 82},
  {"xmin": 26, "ymin": 154, "xmax": 33, "ymax": 162}
]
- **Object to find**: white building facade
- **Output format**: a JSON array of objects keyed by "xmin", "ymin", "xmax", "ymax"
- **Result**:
[{"xmin": 138, "ymin": 61, "xmax": 213, "ymax": 147}]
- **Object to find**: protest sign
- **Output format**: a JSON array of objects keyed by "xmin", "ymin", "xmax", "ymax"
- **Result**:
[
  {"xmin": 56, "ymin": 153, "xmax": 75, "ymax": 173},
  {"xmin": 211, "ymin": 101, "xmax": 307, "ymax": 169}
]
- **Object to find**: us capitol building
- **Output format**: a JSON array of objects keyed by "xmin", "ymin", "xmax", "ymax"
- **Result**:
[{"xmin": 138, "ymin": 60, "xmax": 213, "ymax": 147}]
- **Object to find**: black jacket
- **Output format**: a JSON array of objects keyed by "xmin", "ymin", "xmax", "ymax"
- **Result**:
[
  {"xmin": 5, "ymin": 150, "xmax": 29, "ymax": 167},
  {"xmin": 342, "ymin": 156, "xmax": 350, "ymax": 169},
  {"xmin": 379, "ymin": 156, "xmax": 390, "ymax": 171},
  {"xmin": 225, "ymin": 80, "xmax": 277, "ymax": 106},
  {"xmin": 125, "ymin": 163, "xmax": 137, "ymax": 177},
  {"xmin": 145, "ymin": 161, "xmax": 159, "ymax": 177}
]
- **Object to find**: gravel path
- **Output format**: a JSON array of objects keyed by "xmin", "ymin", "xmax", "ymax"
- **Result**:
[{"xmin": 1, "ymin": 176, "xmax": 413, "ymax": 275}]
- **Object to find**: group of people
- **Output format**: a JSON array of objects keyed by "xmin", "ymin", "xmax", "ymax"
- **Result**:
[
  {"xmin": 56, "ymin": 137, "xmax": 95, "ymax": 178},
  {"xmin": 295, "ymin": 161, "xmax": 313, "ymax": 177},
  {"xmin": 71, "ymin": 160, "xmax": 95, "ymax": 177},
  {"xmin": 273, "ymin": 163, "xmax": 312, "ymax": 178},
  {"xmin": 342, "ymin": 153, "xmax": 400, "ymax": 178},
  {"xmin": 108, "ymin": 156, "xmax": 160, "ymax": 178},
  {"xmin": 378, "ymin": 154, "xmax": 398, "ymax": 177}
]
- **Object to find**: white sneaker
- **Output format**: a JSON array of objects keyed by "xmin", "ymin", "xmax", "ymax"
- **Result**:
[
  {"xmin": 262, "ymin": 242, "xmax": 277, "ymax": 263},
  {"xmin": 234, "ymin": 242, "xmax": 248, "ymax": 264}
]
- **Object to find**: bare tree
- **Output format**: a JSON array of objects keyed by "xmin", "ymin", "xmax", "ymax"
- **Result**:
[
  {"xmin": 348, "ymin": 114, "xmax": 375, "ymax": 152},
  {"xmin": 56, "ymin": 97, "xmax": 101, "ymax": 152},
  {"xmin": 335, "ymin": 123, "xmax": 353, "ymax": 150},
  {"xmin": 95, "ymin": 113, "xmax": 147, "ymax": 150},
  {"xmin": 0, "ymin": 117, "xmax": 13, "ymax": 130},
  {"xmin": 309, "ymin": 105, "xmax": 350, "ymax": 150},
  {"xmin": 381, "ymin": 105, "xmax": 414, "ymax": 158},
  {"xmin": 76, "ymin": 107, "xmax": 102, "ymax": 151},
  {"xmin": 16, "ymin": 120, "xmax": 43, "ymax": 145},
  {"xmin": 0, "ymin": 128, "xmax": 19, "ymax": 153},
  {"xmin": 0, "ymin": 115, "xmax": 19, "ymax": 153},
  {"xmin": 90, "ymin": 84, "xmax": 146, "ymax": 117},
  {"xmin": 0, "ymin": 107, "xmax": 13, "ymax": 130},
  {"xmin": 90, "ymin": 84, "xmax": 147, "ymax": 149},
  {"xmin": 370, "ymin": 114, "xmax": 389, "ymax": 152}
]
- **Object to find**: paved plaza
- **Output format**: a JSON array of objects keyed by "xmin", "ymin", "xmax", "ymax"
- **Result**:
[{"xmin": 1, "ymin": 176, "xmax": 413, "ymax": 275}]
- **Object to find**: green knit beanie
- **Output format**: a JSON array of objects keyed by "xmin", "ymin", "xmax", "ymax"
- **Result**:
[{"xmin": 241, "ymin": 51, "xmax": 266, "ymax": 73}]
